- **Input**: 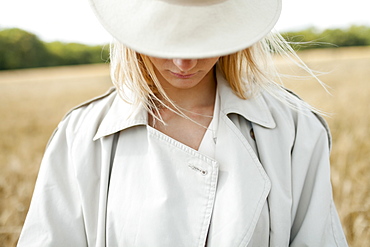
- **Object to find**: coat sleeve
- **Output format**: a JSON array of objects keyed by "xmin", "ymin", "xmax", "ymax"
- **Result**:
[
  {"xmin": 17, "ymin": 113, "xmax": 87, "ymax": 247},
  {"xmin": 289, "ymin": 112, "xmax": 348, "ymax": 246}
]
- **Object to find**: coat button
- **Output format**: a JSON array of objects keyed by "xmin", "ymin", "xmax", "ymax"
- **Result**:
[{"xmin": 188, "ymin": 164, "xmax": 208, "ymax": 176}]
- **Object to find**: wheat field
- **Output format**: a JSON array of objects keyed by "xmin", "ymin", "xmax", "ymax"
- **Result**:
[{"xmin": 0, "ymin": 47, "xmax": 369, "ymax": 246}]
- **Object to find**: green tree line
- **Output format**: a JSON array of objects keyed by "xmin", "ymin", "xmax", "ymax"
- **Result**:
[
  {"xmin": 281, "ymin": 25, "xmax": 370, "ymax": 50},
  {"xmin": 1, "ymin": 26, "xmax": 370, "ymax": 70},
  {"xmin": 0, "ymin": 28, "xmax": 109, "ymax": 70}
]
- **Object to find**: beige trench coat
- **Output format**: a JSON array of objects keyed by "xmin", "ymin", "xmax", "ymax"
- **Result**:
[{"xmin": 18, "ymin": 71, "xmax": 348, "ymax": 246}]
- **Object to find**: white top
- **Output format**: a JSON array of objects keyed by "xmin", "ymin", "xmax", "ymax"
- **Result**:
[{"xmin": 198, "ymin": 89, "xmax": 220, "ymax": 159}]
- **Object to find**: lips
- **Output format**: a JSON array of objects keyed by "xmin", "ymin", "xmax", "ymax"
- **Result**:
[{"xmin": 170, "ymin": 71, "xmax": 196, "ymax": 79}]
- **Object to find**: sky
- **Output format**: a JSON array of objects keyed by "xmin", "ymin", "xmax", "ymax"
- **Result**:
[{"xmin": 0, "ymin": 0, "xmax": 369, "ymax": 45}]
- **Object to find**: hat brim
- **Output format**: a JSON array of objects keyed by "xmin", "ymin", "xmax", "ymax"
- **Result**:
[{"xmin": 89, "ymin": 0, "xmax": 282, "ymax": 58}]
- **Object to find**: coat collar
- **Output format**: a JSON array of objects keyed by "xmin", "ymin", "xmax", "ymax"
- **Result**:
[
  {"xmin": 216, "ymin": 68, "xmax": 276, "ymax": 129},
  {"xmin": 93, "ymin": 67, "xmax": 276, "ymax": 140},
  {"xmin": 93, "ymin": 93, "xmax": 148, "ymax": 141}
]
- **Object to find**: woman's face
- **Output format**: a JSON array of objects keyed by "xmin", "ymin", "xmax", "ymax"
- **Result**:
[{"xmin": 148, "ymin": 57, "xmax": 219, "ymax": 91}]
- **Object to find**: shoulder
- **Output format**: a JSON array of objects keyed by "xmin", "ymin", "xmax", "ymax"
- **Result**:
[
  {"xmin": 64, "ymin": 87, "xmax": 117, "ymax": 120},
  {"xmin": 52, "ymin": 87, "xmax": 118, "ymax": 142},
  {"xmin": 259, "ymin": 88, "xmax": 332, "ymax": 149}
]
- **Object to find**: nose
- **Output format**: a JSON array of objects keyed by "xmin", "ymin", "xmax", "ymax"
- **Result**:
[{"xmin": 172, "ymin": 59, "xmax": 197, "ymax": 72}]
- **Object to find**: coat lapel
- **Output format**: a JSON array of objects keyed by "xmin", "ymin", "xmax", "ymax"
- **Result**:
[
  {"xmin": 206, "ymin": 112, "xmax": 271, "ymax": 246},
  {"xmin": 204, "ymin": 69, "xmax": 274, "ymax": 246}
]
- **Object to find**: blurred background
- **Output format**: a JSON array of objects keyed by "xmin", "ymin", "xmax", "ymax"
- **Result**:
[{"xmin": 0, "ymin": 0, "xmax": 369, "ymax": 246}]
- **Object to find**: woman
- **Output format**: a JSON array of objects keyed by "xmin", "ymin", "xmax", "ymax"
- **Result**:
[{"xmin": 18, "ymin": 0, "xmax": 348, "ymax": 246}]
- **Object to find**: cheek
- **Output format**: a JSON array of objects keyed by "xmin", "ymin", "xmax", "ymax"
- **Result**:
[
  {"xmin": 201, "ymin": 58, "xmax": 219, "ymax": 72},
  {"xmin": 148, "ymin": 57, "xmax": 168, "ymax": 72}
]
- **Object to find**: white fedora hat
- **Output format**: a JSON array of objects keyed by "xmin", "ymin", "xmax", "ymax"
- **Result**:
[{"xmin": 89, "ymin": 0, "xmax": 282, "ymax": 59}]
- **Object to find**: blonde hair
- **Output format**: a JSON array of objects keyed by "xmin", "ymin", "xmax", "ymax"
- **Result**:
[{"xmin": 110, "ymin": 31, "xmax": 323, "ymax": 122}]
